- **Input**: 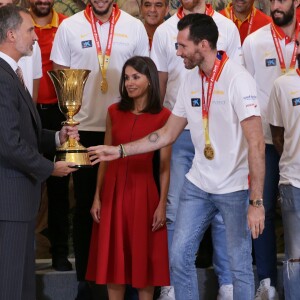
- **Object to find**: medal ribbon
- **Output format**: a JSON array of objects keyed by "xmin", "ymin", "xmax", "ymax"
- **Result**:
[
  {"xmin": 89, "ymin": 5, "xmax": 119, "ymax": 83},
  {"xmin": 271, "ymin": 23, "xmax": 297, "ymax": 74},
  {"xmin": 229, "ymin": 5, "xmax": 254, "ymax": 38},
  {"xmin": 177, "ymin": 4, "xmax": 214, "ymax": 19},
  {"xmin": 200, "ymin": 56, "xmax": 221, "ymax": 146}
]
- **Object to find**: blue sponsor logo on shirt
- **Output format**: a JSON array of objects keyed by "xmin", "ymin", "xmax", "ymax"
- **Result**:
[
  {"xmin": 265, "ymin": 58, "xmax": 276, "ymax": 67},
  {"xmin": 191, "ymin": 98, "xmax": 201, "ymax": 107},
  {"xmin": 81, "ymin": 40, "xmax": 92, "ymax": 48},
  {"xmin": 292, "ymin": 97, "xmax": 300, "ymax": 106}
]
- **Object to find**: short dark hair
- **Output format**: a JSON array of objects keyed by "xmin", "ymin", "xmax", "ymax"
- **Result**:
[
  {"xmin": 0, "ymin": 4, "xmax": 30, "ymax": 44},
  {"xmin": 118, "ymin": 56, "xmax": 162, "ymax": 114},
  {"xmin": 141, "ymin": 0, "xmax": 169, "ymax": 6},
  {"xmin": 177, "ymin": 13, "xmax": 218, "ymax": 50}
]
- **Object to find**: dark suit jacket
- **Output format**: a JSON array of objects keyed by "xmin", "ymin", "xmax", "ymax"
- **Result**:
[{"xmin": 0, "ymin": 57, "xmax": 56, "ymax": 221}]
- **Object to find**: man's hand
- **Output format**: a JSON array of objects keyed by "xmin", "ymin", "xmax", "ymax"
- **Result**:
[
  {"xmin": 88, "ymin": 145, "xmax": 120, "ymax": 165},
  {"xmin": 59, "ymin": 126, "xmax": 80, "ymax": 145},
  {"xmin": 52, "ymin": 161, "xmax": 78, "ymax": 177},
  {"xmin": 247, "ymin": 205, "xmax": 265, "ymax": 239}
]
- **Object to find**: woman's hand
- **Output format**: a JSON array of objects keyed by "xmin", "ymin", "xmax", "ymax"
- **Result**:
[
  {"xmin": 152, "ymin": 203, "xmax": 166, "ymax": 232},
  {"xmin": 90, "ymin": 195, "xmax": 101, "ymax": 223}
]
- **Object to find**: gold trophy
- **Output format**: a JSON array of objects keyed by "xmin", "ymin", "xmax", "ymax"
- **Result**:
[{"xmin": 48, "ymin": 69, "xmax": 91, "ymax": 168}]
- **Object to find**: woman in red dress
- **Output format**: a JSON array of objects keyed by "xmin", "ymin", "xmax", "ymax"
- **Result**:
[{"xmin": 86, "ymin": 56, "xmax": 171, "ymax": 300}]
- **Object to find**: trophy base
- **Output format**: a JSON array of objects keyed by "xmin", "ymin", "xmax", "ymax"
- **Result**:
[{"xmin": 54, "ymin": 149, "xmax": 92, "ymax": 168}]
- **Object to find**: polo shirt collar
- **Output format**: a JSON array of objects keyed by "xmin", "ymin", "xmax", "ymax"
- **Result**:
[
  {"xmin": 225, "ymin": 3, "xmax": 256, "ymax": 23},
  {"xmin": 272, "ymin": 20, "xmax": 299, "ymax": 44},
  {"xmin": 32, "ymin": 9, "xmax": 59, "ymax": 29}
]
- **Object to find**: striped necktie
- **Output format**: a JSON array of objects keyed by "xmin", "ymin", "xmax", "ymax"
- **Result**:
[{"xmin": 15, "ymin": 66, "xmax": 27, "ymax": 89}]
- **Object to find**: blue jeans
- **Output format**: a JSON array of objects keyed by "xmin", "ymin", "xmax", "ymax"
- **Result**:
[
  {"xmin": 253, "ymin": 144, "xmax": 279, "ymax": 287},
  {"xmin": 279, "ymin": 184, "xmax": 300, "ymax": 300},
  {"xmin": 167, "ymin": 130, "xmax": 232, "ymax": 286},
  {"xmin": 212, "ymin": 213, "xmax": 233, "ymax": 286},
  {"xmin": 167, "ymin": 130, "xmax": 194, "ymax": 247},
  {"xmin": 170, "ymin": 179, "xmax": 253, "ymax": 300}
]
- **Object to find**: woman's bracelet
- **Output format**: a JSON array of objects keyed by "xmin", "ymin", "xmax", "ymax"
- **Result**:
[{"xmin": 119, "ymin": 144, "xmax": 127, "ymax": 158}]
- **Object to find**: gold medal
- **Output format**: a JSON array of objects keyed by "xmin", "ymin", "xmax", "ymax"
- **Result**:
[
  {"xmin": 204, "ymin": 144, "xmax": 214, "ymax": 160},
  {"xmin": 101, "ymin": 78, "xmax": 108, "ymax": 93}
]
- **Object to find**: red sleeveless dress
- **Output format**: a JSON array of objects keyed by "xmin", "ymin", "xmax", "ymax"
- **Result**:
[{"xmin": 86, "ymin": 103, "xmax": 170, "ymax": 288}]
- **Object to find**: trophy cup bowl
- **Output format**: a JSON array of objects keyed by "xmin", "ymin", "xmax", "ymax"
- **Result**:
[{"xmin": 48, "ymin": 69, "xmax": 92, "ymax": 168}]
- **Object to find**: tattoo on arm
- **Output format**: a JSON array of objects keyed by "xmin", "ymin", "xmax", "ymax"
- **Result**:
[{"xmin": 148, "ymin": 132, "xmax": 159, "ymax": 143}]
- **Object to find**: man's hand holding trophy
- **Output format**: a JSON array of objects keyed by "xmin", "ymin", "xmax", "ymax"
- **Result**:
[{"xmin": 48, "ymin": 69, "xmax": 92, "ymax": 168}]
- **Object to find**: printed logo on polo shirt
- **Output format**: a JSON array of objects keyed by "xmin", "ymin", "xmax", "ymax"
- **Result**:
[
  {"xmin": 243, "ymin": 95, "xmax": 257, "ymax": 101},
  {"xmin": 292, "ymin": 97, "xmax": 300, "ymax": 106},
  {"xmin": 191, "ymin": 98, "xmax": 201, "ymax": 107},
  {"xmin": 212, "ymin": 100, "xmax": 225, "ymax": 105},
  {"xmin": 265, "ymin": 58, "xmax": 276, "ymax": 67},
  {"xmin": 80, "ymin": 33, "xmax": 89, "ymax": 39},
  {"xmin": 214, "ymin": 90, "xmax": 224, "ymax": 95},
  {"xmin": 81, "ymin": 40, "xmax": 93, "ymax": 48},
  {"xmin": 243, "ymin": 95, "xmax": 257, "ymax": 108}
]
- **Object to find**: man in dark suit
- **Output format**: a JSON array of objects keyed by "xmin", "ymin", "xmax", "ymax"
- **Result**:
[{"xmin": 0, "ymin": 5, "xmax": 79, "ymax": 300}]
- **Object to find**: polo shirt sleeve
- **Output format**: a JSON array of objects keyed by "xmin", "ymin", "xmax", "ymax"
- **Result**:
[
  {"xmin": 50, "ymin": 22, "xmax": 71, "ymax": 67},
  {"xmin": 33, "ymin": 43, "xmax": 42, "ymax": 79},
  {"xmin": 242, "ymin": 35, "xmax": 255, "ymax": 76},
  {"xmin": 225, "ymin": 23, "xmax": 242, "ymax": 65},
  {"xmin": 230, "ymin": 70, "xmax": 260, "ymax": 121},
  {"xmin": 150, "ymin": 27, "xmax": 168, "ymax": 72},
  {"xmin": 133, "ymin": 21, "xmax": 150, "ymax": 57},
  {"xmin": 172, "ymin": 79, "xmax": 187, "ymax": 119},
  {"xmin": 267, "ymin": 80, "xmax": 284, "ymax": 127}
]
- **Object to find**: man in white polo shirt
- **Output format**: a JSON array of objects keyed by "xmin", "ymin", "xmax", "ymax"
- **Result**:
[
  {"xmin": 243, "ymin": 0, "xmax": 299, "ymax": 298},
  {"xmin": 267, "ymin": 35, "xmax": 300, "ymax": 300},
  {"xmin": 50, "ymin": 1, "xmax": 149, "ymax": 299},
  {"xmin": 150, "ymin": 0, "xmax": 241, "ymax": 298},
  {"xmin": 87, "ymin": 13, "xmax": 265, "ymax": 300}
]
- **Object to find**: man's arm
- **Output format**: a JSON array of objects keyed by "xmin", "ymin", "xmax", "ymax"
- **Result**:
[
  {"xmin": 53, "ymin": 62, "xmax": 70, "ymax": 70},
  {"xmin": 88, "ymin": 113, "xmax": 187, "ymax": 163},
  {"xmin": 270, "ymin": 125, "xmax": 284, "ymax": 156},
  {"xmin": 158, "ymin": 71, "xmax": 168, "ymax": 104},
  {"xmin": 241, "ymin": 116, "xmax": 265, "ymax": 239}
]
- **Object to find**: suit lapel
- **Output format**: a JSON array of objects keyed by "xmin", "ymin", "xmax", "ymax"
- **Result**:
[{"xmin": 0, "ymin": 58, "xmax": 39, "ymax": 126}]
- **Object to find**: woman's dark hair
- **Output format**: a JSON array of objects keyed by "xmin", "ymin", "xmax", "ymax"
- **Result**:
[{"xmin": 118, "ymin": 56, "xmax": 162, "ymax": 114}]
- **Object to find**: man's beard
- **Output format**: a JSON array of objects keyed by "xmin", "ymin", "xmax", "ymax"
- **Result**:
[
  {"xmin": 271, "ymin": 3, "xmax": 294, "ymax": 27},
  {"xmin": 181, "ymin": 0, "xmax": 201, "ymax": 11},
  {"xmin": 30, "ymin": 2, "xmax": 53, "ymax": 17},
  {"xmin": 90, "ymin": 0, "xmax": 113, "ymax": 16}
]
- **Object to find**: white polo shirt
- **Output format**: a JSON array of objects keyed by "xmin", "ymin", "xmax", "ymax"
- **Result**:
[
  {"xmin": 50, "ymin": 9, "xmax": 149, "ymax": 132},
  {"xmin": 150, "ymin": 7, "xmax": 242, "ymax": 111},
  {"xmin": 267, "ymin": 69, "xmax": 300, "ymax": 188},
  {"xmin": 172, "ymin": 54, "xmax": 260, "ymax": 194},
  {"xmin": 19, "ymin": 42, "xmax": 42, "ymax": 96},
  {"xmin": 243, "ymin": 23, "xmax": 297, "ymax": 144}
]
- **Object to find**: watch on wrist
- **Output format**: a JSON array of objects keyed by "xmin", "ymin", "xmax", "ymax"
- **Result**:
[{"xmin": 249, "ymin": 199, "xmax": 264, "ymax": 207}]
